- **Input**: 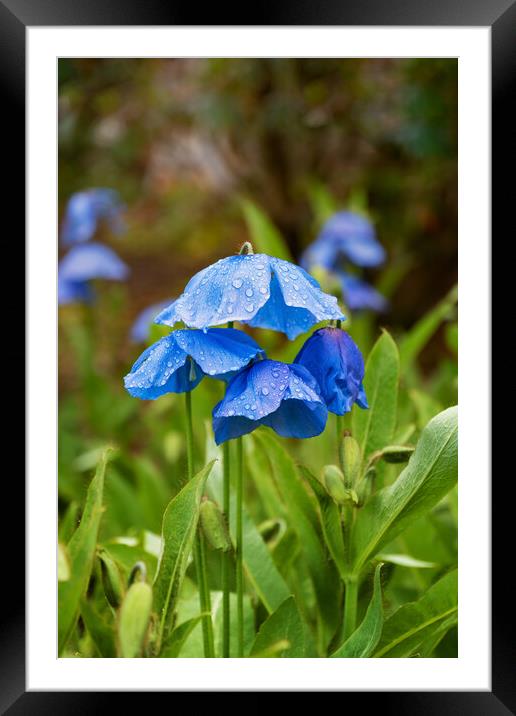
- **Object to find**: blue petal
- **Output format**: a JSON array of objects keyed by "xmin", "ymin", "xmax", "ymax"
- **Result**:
[
  {"xmin": 155, "ymin": 253, "xmax": 344, "ymax": 339},
  {"xmin": 212, "ymin": 359, "xmax": 328, "ymax": 444},
  {"xmin": 124, "ymin": 334, "xmax": 202, "ymax": 399},
  {"xmin": 340, "ymin": 273, "xmax": 388, "ymax": 313},
  {"xmin": 174, "ymin": 327, "xmax": 265, "ymax": 379},
  {"xmin": 59, "ymin": 242, "xmax": 129, "ymax": 283},
  {"xmin": 302, "ymin": 211, "xmax": 386, "ymax": 271},
  {"xmin": 249, "ymin": 257, "xmax": 344, "ymax": 340},
  {"xmin": 130, "ymin": 299, "xmax": 174, "ymax": 343},
  {"xmin": 58, "ymin": 275, "xmax": 94, "ymax": 304},
  {"xmin": 61, "ymin": 189, "xmax": 126, "ymax": 245},
  {"xmin": 294, "ymin": 327, "xmax": 367, "ymax": 415},
  {"xmin": 155, "ymin": 255, "xmax": 272, "ymax": 328}
]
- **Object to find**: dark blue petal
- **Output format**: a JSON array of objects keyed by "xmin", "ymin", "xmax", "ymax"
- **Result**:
[
  {"xmin": 61, "ymin": 189, "xmax": 126, "ymax": 245},
  {"xmin": 212, "ymin": 359, "xmax": 327, "ymax": 444},
  {"xmin": 124, "ymin": 334, "xmax": 202, "ymax": 399},
  {"xmin": 59, "ymin": 242, "xmax": 129, "ymax": 283},
  {"xmin": 58, "ymin": 275, "xmax": 94, "ymax": 305},
  {"xmin": 340, "ymin": 273, "xmax": 388, "ymax": 313},
  {"xmin": 130, "ymin": 299, "xmax": 174, "ymax": 343},
  {"xmin": 174, "ymin": 327, "xmax": 265, "ymax": 379},
  {"xmin": 249, "ymin": 257, "xmax": 344, "ymax": 340},
  {"xmin": 294, "ymin": 327, "xmax": 367, "ymax": 415}
]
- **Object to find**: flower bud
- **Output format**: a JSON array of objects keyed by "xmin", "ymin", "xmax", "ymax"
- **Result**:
[
  {"xmin": 200, "ymin": 499, "xmax": 232, "ymax": 552},
  {"xmin": 339, "ymin": 435, "xmax": 361, "ymax": 488},
  {"xmin": 99, "ymin": 550, "xmax": 125, "ymax": 609},
  {"xmin": 118, "ymin": 581, "xmax": 153, "ymax": 658},
  {"xmin": 322, "ymin": 465, "xmax": 348, "ymax": 504}
]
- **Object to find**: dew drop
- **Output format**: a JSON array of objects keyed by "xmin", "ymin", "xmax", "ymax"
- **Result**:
[
  {"xmin": 245, "ymin": 304, "xmax": 254, "ymax": 312},
  {"xmin": 232, "ymin": 278, "xmax": 243, "ymax": 289},
  {"xmin": 262, "ymin": 387, "xmax": 269, "ymax": 395},
  {"xmin": 245, "ymin": 288, "xmax": 253, "ymax": 297}
]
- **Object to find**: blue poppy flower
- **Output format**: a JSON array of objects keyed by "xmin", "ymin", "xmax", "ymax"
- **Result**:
[
  {"xmin": 294, "ymin": 327, "xmax": 368, "ymax": 415},
  {"xmin": 154, "ymin": 253, "xmax": 344, "ymax": 340},
  {"xmin": 339, "ymin": 273, "xmax": 388, "ymax": 313},
  {"xmin": 59, "ymin": 242, "xmax": 129, "ymax": 284},
  {"xmin": 212, "ymin": 359, "xmax": 328, "ymax": 444},
  {"xmin": 130, "ymin": 299, "xmax": 174, "ymax": 343},
  {"xmin": 301, "ymin": 211, "xmax": 386, "ymax": 271},
  {"xmin": 61, "ymin": 189, "xmax": 126, "ymax": 245},
  {"xmin": 58, "ymin": 274, "xmax": 94, "ymax": 305},
  {"xmin": 124, "ymin": 328, "xmax": 265, "ymax": 400}
]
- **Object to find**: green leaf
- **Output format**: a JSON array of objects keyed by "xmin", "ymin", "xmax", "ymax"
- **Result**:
[
  {"xmin": 331, "ymin": 564, "xmax": 384, "ymax": 657},
  {"xmin": 377, "ymin": 553, "xmax": 437, "ymax": 569},
  {"xmin": 58, "ymin": 447, "xmax": 112, "ymax": 655},
  {"xmin": 153, "ymin": 461, "xmax": 215, "ymax": 645},
  {"xmin": 352, "ymin": 330, "xmax": 399, "ymax": 463},
  {"xmin": 118, "ymin": 581, "xmax": 153, "ymax": 657},
  {"xmin": 250, "ymin": 597, "xmax": 314, "ymax": 658},
  {"xmin": 351, "ymin": 406, "xmax": 458, "ymax": 574},
  {"xmin": 299, "ymin": 465, "xmax": 346, "ymax": 580},
  {"xmin": 399, "ymin": 285, "xmax": 457, "ymax": 372},
  {"xmin": 58, "ymin": 543, "xmax": 71, "ymax": 582},
  {"xmin": 205, "ymin": 429, "xmax": 291, "ymax": 614},
  {"xmin": 374, "ymin": 569, "xmax": 458, "ymax": 657},
  {"xmin": 240, "ymin": 198, "xmax": 293, "ymax": 261},
  {"xmin": 159, "ymin": 616, "xmax": 205, "ymax": 657},
  {"xmin": 255, "ymin": 434, "xmax": 341, "ymax": 644},
  {"xmin": 80, "ymin": 598, "xmax": 116, "ymax": 657}
]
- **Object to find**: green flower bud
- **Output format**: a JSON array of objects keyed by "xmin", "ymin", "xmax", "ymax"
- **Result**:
[
  {"xmin": 339, "ymin": 435, "xmax": 361, "ymax": 488},
  {"xmin": 118, "ymin": 581, "xmax": 153, "ymax": 658},
  {"xmin": 200, "ymin": 499, "xmax": 232, "ymax": 552},
  {"xmin": 322, "ymin": 465, "xmax": 348, "ymax": 504},
  {"xmin": 99, "ymin": 550, "xmax": 125, "ymax": 609}
]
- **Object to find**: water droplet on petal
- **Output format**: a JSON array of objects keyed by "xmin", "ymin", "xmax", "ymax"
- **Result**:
[{"xmin": 232, "ymin": 278, "xmax": 243, "ymax": 289}]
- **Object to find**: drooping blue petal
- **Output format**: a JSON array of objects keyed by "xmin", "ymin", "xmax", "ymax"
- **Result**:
[
  {"xmin": 58, "ymin": 274, "xmax": 94, "ymax": 305},
  {"xmin": 301, "ymin": 211, "xmax": 386, "ymax": 271},
  {"xmin": 59, "ymin": 242, "xmax": 129, "ymax": 283},
  {"xmin": 294, "ymin": 327, "xmax": 368, "ymax": 415},
  {"xmin": 340, "ymin": 273, "xmax": 388, "ymax": 313},
  {"xmin": 212, "ymin": 359, "xmax": 328, "ymax": 444},
  {"xmin": 174, "ymin": 327, "xmax": 265, "ymax": 380},
  {"xmin": 61, "ymin": 189, "xmax": 126, "ymax": 245},
  {"xmin": 130, "ymin": 299, "xmax": 174, "ymax": 343},
  {"xmin": 155, "ymin": 253, "xmax": 344, "ymax": 340},
  {"xmin": 124, "ymin": 328, "xmax": 264, "ymax": 400},
  {"xmin": 124, "ymin": 333, "xmax": 199, "ymax": 399}
]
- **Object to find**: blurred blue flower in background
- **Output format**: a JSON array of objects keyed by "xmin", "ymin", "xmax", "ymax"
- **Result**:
[
  {"xmin": 294, "ymin": 327, "xmax": 368, "ymax": 415},
  {"xmin": 130, "ymin": 299, "xmax": 174, "ymax": 343},
  {"xmin": 155, "ymin": 252, "xmax": 344, "ymax": 340},
  {"xmin": 124, "ymin": 327, "xmax": 265, "ymax": 399},
  {"xmin": 61, "ymin": 189, "xmax": 126, "ymax": 245},
  {"xmin": 339, "ymin": 273, "xmax": 388, "ymax": 313},
  {"xmin": 58, "ymin": 274, "xmax": 94, "ymax": 305},
  {"xmin": 301, "ymin": 210, "xmax": 387, "ymax": 313},
  {"xmin": 212, "ymin": 358, "xmax": 328, "ymax": 444},
  {"xmin": 302, "ymin": 211, "xmax": 385, "ymax": 271}
]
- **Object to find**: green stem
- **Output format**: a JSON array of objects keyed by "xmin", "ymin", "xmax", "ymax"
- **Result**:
[
  {"xmin": 336, "ymin": 413, "xmax": 344, "ymax": 460},
  {"xmin": 184, "ymin": 391, "xmax": 215, "ymax": 658},
  {"xmin": 342, "ymin": 576, "xmax": 359, "ymax": 641},
  {"xmin": 236, "ymin": 437, "xmax": 244, "ymax": 657},
  {"xmin": 222, "ymin": 440, "xmax": 231, "ymax": 657}
]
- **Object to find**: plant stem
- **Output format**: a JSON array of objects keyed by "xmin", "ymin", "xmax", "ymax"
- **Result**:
[
  {"xmin": 342, "ymin": 577, "xmax": 359, "ymax": 640},
  {"xmin": 184, "ymin": 390, "xmax": 215, "ymax": 658},
  {"xmin": 336, "ymin": 413, "xmax": 344, "ymax": 458},
  {"xmin": 236, "ymin": 436, "xmax": 244, "ymax": 657},
  {"xmin": 222, "ymin": 440, "xmax": 231, "ymax": 657}
]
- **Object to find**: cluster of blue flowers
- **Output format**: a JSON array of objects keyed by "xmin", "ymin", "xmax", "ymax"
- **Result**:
[
  {"xmin": 301, "ymin": 210, "xmax": 387, "ymax": 313},
  {"xmin": 58, "ymin": 189, "xmax": 129, "ymax": 304},
  {"xmin": 124, "ymin": 245, "xmax": 368, "ymax": 445}
]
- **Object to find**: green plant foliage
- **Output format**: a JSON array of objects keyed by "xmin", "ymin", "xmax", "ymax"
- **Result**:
[
  {"xmin": 250, "ymin": 597, "xmax": 315, "ymax": 658},
  {"xmin": 351, "ymin": 406, "xmax": 458, "ymax": 574},
  {"xmin": 240, "ymin": 199, "xmax": 293, "ymax": 262}
]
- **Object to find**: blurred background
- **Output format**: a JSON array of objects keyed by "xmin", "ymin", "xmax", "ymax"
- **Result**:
[{"xmin": 58, "ymin": 57, "xmax": 457, "ymax": 547}]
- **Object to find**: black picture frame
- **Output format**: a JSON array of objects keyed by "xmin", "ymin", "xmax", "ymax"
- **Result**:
[{"xmin": 5, "ymin": 0, "xmax": 510, "ymax": 711}]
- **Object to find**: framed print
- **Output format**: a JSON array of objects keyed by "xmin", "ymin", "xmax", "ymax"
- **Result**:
[{"xmin": 4, "ymin": 0, "xmax": 511, "ymax": 710}]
